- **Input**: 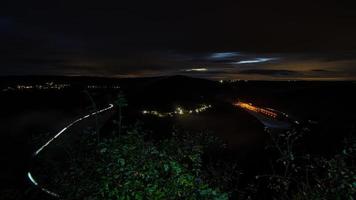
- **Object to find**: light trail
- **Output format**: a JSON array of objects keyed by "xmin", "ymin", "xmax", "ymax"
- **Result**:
[
  {"xmin": 28, "ymin": 103, "xmax": 114, "ymax": 198},
  {"xmin": 233, "ymin": 101, "xmax": 278, "ymax": 118},
  {"xmin": 233, "ymin": 100, "xmax": 300, "ymax": 128},
  {"xmin": 27, "ymin": 172, "xmax": 60, "ymax": 197}
]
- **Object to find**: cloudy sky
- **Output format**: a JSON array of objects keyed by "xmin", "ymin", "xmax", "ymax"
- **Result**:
[{"xmin": 1, "ymin": 1, "xmax": 356, "ymax": 80}]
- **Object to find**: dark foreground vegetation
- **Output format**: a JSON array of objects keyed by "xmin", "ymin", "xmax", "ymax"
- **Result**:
[
  {"xmin": 52, "ymin": 126, "xmax": 228, "ymax": 200},
  {"xmin": 1, "ymin": 77, "xmax": 355, "ymax": 199},
  {"xmin": 29, "ymin": 108, "xmax": 355, "ymax": 199}
]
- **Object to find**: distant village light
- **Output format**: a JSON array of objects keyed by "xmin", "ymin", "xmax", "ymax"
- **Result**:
[{"xmin": 142, "ymin": 104, "xmax": 212, "ymax": 118}]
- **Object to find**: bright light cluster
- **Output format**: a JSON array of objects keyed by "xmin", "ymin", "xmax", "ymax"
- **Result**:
[
  {"xmin": 142, "ymin": 104, "xmax": 212, "ymax": 118},
  {"xmin": 219, "ymin": 79, "xmax": 247, "ymax": 84},
  {"xmin": 234, "ymin": 101, "xmax": 278, "ymax": 118},
  {"xmin": 15, "ymin": 82, "xmax": 70, "ymax": 91},
  {"xmin": 87, "ymin": 85, "xmax": 120, "ymax": 89}
]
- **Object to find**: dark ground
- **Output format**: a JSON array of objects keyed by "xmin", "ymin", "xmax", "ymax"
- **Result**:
[{"xmin": 1, "ymin": 76, "xmax": 355, "ymax": 199}]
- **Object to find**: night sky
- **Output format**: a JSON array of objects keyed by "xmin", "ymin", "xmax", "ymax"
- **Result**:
[{"xmin": 1, "ymin": 1, "xmax": 356, "ymax": 80}]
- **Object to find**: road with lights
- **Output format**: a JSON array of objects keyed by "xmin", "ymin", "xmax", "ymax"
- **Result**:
[
  {"xmin": 233, "ymin": 101, "xmax": 298, "ymax": 129},
  {"xmin": 27, "ymin": 103, "xmax": 114, "ymax": 198}
]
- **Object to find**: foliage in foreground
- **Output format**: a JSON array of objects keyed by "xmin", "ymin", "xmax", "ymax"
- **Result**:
[
  {"xmin": 251, "ymin": 129, "xmax": 356, "ymax": 200},
  {"xmin": 34, "ymin": 112, "xmax": 356, "ymax": 200},
  {"xmin": 56, "ymin": 126, "xmax": 228, "ymax": 200}
]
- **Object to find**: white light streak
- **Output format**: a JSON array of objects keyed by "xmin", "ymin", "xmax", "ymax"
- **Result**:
[
  {"xmin": 28, "ymin": 171, "xmax": 60, "ymax": 197},
  {"xmin": 28, "ymin": 103, "xmax": 114, "ymax": 198},
  {"xmin": 27, "ymin": 172, "xmax": 38, "ymax": 186},
  {"xmin": 34, "ymin": 104, "xmax": 113, "ymax": 156}
]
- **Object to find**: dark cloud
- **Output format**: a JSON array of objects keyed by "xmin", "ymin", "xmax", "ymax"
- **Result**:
[
  {"xmin": 310, "ymin": 69, "xmax": 332, "ymax": 73},
  {"xmin": 1, "ymin": 1, "xmax": 356, "ymax": 79}
]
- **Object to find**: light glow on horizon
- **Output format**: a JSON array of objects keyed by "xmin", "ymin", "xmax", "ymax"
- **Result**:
[{"xmin": 184, "ymin": 68, "xmax": 208, "ymax": 72}]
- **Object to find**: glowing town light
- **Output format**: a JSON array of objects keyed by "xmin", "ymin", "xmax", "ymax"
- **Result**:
[
  {"xmin": 142, "ymin": 104, "xmax": 212, "ymax": 118},
  {"xmin": 184, "ymin": 68, "xmax": 208, "ymax": 72},
  {"xmin": 176, "ymin": 107, "xmax": 184, "ymax": 115},
  {"xmin": 15, "ymin": 83, "xmax": 71, "ymax": 91}
]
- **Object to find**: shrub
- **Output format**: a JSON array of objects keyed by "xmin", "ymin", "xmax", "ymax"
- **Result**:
[
  {"xmin": 56, "ymin": 126, "xmax": 228, "ymax": 200},
  {"xmin": 292, "ymin": 134, "xmax": 356, "ymax": 200},
  {"xmin": 254, "ymin": 129, "xmax": 356, "ymax": 200}
]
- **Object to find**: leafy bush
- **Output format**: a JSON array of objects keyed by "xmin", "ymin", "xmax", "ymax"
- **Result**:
[
  {"xmin": 292, "ymin": 134, "xmax": 356, "ymax": 200},
  {"xmin": 56, "ymin": 126, "xmax": 228, "ymax": 200},
  {"xmin": 253, "ymin": 129, "xmax": 356, "ymax": 200}
]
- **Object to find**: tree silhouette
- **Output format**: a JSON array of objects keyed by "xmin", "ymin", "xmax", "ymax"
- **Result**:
[
  {"xmin": 114, "ymin": 92, "xmax": 128, "ymax": 137},
  {"xmin": 83, "ymin": 90, "xmax": 100, "ymax": 141}
]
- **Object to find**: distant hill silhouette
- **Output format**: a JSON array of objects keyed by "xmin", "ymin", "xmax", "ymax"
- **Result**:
[{"xmin": 125, "ymin": 75, "xmax": 222, "ymax": 110}]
